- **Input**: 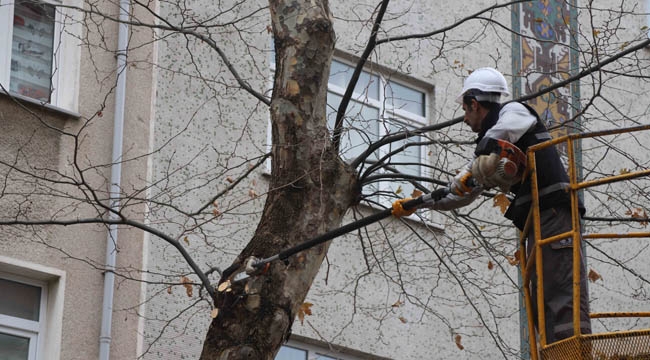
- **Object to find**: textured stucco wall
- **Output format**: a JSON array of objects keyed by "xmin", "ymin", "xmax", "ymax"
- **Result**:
[
  {"xmin": 0, "ymin": 0, "xmax": 155, "ymax": 358},
  {"xmin": 141, "ymin": 1, "xmax": 650, "ymax": 359}
]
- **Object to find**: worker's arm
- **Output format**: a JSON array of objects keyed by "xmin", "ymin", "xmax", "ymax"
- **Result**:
[
  {"xmin": 424, "ymin": 159, "xmax": 483, "ymax": 211},
  {"xmin": 425, "ymin": 185, "xmax": 483, "ymax": 211},
  {"xmin": 484, "ymin": 102, "xmax": 536, "ymax": 143}
]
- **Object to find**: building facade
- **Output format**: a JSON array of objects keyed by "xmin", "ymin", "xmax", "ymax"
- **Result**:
[{"xmin": 1, "ymin": 0, "xmax": 649, "ymax": 359}]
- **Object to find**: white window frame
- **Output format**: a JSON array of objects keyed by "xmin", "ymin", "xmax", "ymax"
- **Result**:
[
  {"xmin": 268, "ymin": 55, "xmax": 431, "ymax": 192},
  {"xmin": 267, "ymin": 52, "xmax": 439, "ymax": 226},
  {"xmin": 276, "ymin": 339, "xmax": 371, "ymax": 360},
  {"xmin": 0, "ymin": 273, "xmax": 47, "ymax": 360},
  {"xmin": 0, "ymin": 0, "xmax": 82, "ymax": 113},
  {"xmin": 647, "ymin": 0, "xmax": 650, "ymax": 39},
  {"xmin": 325, "ymin": 59, "xmax": 431, "ymax": 211},
  {"xmin": 0, "ymin": 256, "xmax": 65, "ymax": 360}
]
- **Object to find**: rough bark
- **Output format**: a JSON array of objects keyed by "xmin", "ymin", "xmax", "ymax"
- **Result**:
[{"xmin": 199, "ymin": 1, "xmax": 358, "ymax": 359}]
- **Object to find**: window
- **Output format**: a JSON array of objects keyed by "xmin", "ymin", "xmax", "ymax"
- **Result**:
[
  {"xmin": 275, "ymin": 341, "xmax": 369, "ymax": 360},
  {"xmin": 0, "ymin": 275, "xmax": 47, "ymax": 360},
  {"xmin": 326, "ymin": 59, "xmax": 428, "ymax": 203},
  {"xmin": 0, "ymin": 257, "xmax": 65, "ymax": 360},
  {"xmin": 0, "ymin": 0, "xmax": 81, "ymax": 112},
  {"xmin": 267, "ymin": 51, "xmax": 431, "ymax": 207}
]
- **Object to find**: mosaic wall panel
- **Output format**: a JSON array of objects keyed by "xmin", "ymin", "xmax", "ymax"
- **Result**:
[{"xmin": 512, "ymin": 0, "xmax": 580, "ymax": 152}]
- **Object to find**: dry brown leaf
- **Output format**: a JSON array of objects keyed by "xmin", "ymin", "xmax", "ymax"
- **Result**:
[
  {"xmin": 395, "ymin": 186, "xmax": 402, "ymax": 195},
  {"xmin": 181, "ymin": 276, "xmax": 193, "ymax": 297},
  {"xmin": 493, "ymin": 193, "xmax": 510, "ymax": 214},
  {"xmin": 249, "ymin": 189, "xmax": 258, "ymax": 198},
  {"xmin": 588, "ymin": 269, "xmax": 602, "ymax": 283},
  {"xmin": 297, "ymin": 302, "xmax": 313, "ymax": 325},
  {"xmin": 210, "ymin": 308, "xmax": 219, "ymax": 319},
  {"xmin": 226, "ymin": 176, "xmax": 234, "ymax": 183},
  {"xmin": 392, "ymin": 300, "xmax": 404, "ymax": 308},
  {"xmin": 398, "ymin": 316, "xmax": 408, "ymax": 324},
  {"xmin": 625, "ymin": 207, "xmax": 649, "ymax": 226},
  {"xmin": 167, "ymin": 286, "xmax": 172, "ymax": 294},
  {"xmin": 411, "ymin": 189, "xmax": 423, "ymax": 198},
  {"xmin": 619, "ymin": 168, "xmax": 630, "ymax": 175},
  {"xmin": 455, "ymin": 334, "xmax": 464, "ymax": 350},
  {"xmin": 212, "ymin": 208, "xmax": 222, "ymax": 217},
  {"xmin": 507, "ymin": 250, "xmax": 520, "ymax": 266},
  {"xmin": 487, "ymin": 260, "xmax": 494, "ymax": 270},
  {"xmin": 183, "ymin": 236, "xmax": 190, "ymax": 246}
]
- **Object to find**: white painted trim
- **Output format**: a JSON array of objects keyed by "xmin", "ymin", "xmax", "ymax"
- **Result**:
[
  {"xmin": 0, "ymin": 256, "xmax": 65, "ymax": 360},
  {"xmin": 0, "ymin": 89, "xmax": 81, "ymax": 118},
  {"xmin": 136, "ymin": 0, "xmax": 160, "ymax": 354},
  {"xmin": 0, "ymin": 0, "xmax": 81, "ymax": 112},
  {"xmin": 647, "ymin": 0, "xmax": 650, "ymax": 39},
  {"xmin": 53, "ymin": 0, "xmax": 82, "ymax": 112},
  {"xmin": 0, "ymin": 0, "xmax": 14, "ymax": 87}
]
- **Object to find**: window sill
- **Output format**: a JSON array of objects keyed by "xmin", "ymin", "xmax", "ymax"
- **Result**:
[{"xmin": 0, "ymin": 90, "xmax": 80, "ymax": 119}]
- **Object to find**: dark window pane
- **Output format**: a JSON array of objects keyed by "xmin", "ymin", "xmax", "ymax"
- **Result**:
[
  {"xmin": 0, "ymin": 332, "xmax": 30, "ymax": 360},
  {"xmin": 0, "ymin": 278, "xmax": 41, "ymax": 321}
]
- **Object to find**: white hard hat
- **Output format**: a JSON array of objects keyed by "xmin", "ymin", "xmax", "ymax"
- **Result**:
[{"xmin": 455, "ymin": 67, "xmax": 510, "ymax": 104}]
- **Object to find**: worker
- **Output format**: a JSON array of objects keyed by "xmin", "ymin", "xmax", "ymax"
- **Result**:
[{"xmin": 432, "ymin": 67, "xmax": 592, "ymax": 344}]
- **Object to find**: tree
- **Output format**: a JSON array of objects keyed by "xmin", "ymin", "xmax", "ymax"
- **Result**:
[{"xmin": 1, "ymin": 0, "xmax": 650, "ymax": 359}]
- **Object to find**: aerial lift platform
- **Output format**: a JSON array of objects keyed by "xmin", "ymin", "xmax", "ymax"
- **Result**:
[{"xmin": 518, "ymin": 125, "xmax": 650, "ymax": 360}]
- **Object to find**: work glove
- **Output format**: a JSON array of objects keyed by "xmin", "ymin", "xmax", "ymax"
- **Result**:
[
  {"xmin": 450, "ymin": 167, "xmax": 474, "ymax": 196},
  {"xmin": 392, "ymin": 197, "xmax": 417, "ymax": 218}
]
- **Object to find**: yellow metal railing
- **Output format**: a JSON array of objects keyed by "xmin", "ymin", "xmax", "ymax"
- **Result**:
[{"xmin": 518, "ymin": 124, "xmax": 650, "ymax": 360}]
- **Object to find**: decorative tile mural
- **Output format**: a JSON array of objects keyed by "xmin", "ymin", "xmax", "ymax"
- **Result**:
[{"xmin": 512, "ymin": 0, "xmax": 579, "ymax": 151}]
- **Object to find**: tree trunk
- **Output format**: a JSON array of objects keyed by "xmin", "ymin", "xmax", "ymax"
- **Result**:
[{"xmin": 200, "ymin": 1, "xmax": 358, "ymax": 359}]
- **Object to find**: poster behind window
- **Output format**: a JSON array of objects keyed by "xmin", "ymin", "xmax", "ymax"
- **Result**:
[{"xmin": 10, "ymin": 0, "xmax": 55, "ymax": 102}]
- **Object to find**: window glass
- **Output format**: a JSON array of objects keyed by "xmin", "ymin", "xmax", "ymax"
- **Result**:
[
  {"xmin": 329, "ymin": 60, "xmax": 379, "ymax": 100},
  {"xmin": 275, "ymin": 345, "xmax": 307, "ymax": 360},
  {"xmin": 384, "ymin": 120, "xmax": 422, "ymax": 198},
  {"xmin": 0, "ymin": 332, "xmax": 30, "ymax": 360},
  {"xmin": 0, "ymin": 278, "xmax": 41, "ymax": 321},
  {"xmin": 315, "ymin": 354, "xmax": 338, "ymax": 360},
  {"xmin": 10, "ymin": 0, "xmax": 56, "ymax": 102},
  {"xmin": 327, "ymin": 92, "xmax": 379, "ymax": 161},
  {"xmin": 385, "ymin": 80, "xmax": 425, "ymax": 116}
]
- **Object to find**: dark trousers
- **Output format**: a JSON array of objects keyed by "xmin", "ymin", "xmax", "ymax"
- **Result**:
[{"xmin": 527, "ymin": 206, "xmax": 592, "ymax": 344}]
